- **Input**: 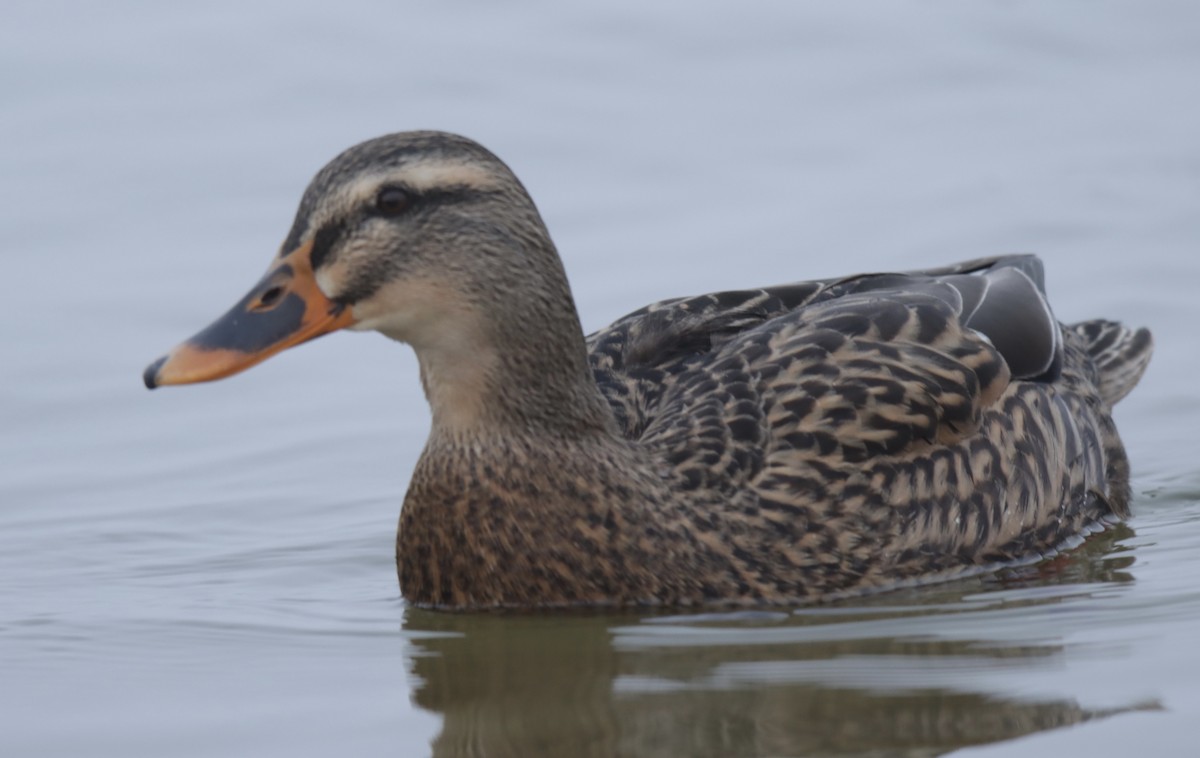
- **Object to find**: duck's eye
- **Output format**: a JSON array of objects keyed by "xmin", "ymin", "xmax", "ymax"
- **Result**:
[{"xmin": 375, "ymin": 186, "xmax": 413, "ymax": 217}]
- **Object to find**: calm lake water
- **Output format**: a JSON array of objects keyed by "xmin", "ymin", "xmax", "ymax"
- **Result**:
[{"xmin": 3, "ymin": 1, "xmax": 1199, "ymax": 756}]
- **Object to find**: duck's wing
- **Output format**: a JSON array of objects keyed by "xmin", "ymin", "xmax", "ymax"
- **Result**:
[
  {"xmin": 586, "ymin": 254, "xmax": 1142, "ymax": 592},
  {"xmin": 588, "ymin": 254, "xmax": 1059, "ymax": 440},
  {"xmin": 638, "ymin": 285, "xmax": 1014, "ymax": 471}
]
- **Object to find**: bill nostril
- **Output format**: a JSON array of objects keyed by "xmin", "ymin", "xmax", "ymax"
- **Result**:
[{"xmin": 255, "ymin": 285, "xmax": 284, "ymax": 309}]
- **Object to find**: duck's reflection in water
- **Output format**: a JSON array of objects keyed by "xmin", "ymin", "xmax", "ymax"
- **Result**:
[{"xmin": 402, "ymin": 527, "xmax": 1151, "ymax": 757}]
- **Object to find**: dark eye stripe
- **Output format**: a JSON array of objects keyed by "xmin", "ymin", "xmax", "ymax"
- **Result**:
[{"xmin": 308, "ymin": 220, "xmax": 347, "ymax": 271}]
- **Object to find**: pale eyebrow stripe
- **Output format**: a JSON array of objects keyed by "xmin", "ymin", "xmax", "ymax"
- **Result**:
[
  {"xmin": 401, "ymin": 160, "xmax": 499, "ymax": 192},
  {"xmin": 342, "ymin": 161, "xmax": 500, "ymax": 201}
]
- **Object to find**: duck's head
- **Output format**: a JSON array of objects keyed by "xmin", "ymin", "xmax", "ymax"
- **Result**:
[{"xmin": 144, "ymin": 131, "xmax": 571, "ymax": 394}]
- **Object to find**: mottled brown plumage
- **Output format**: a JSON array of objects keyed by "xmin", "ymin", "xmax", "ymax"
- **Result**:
[{"xmin": 148, "ymin": 131, "xmax": 1154, "ymax": 610}]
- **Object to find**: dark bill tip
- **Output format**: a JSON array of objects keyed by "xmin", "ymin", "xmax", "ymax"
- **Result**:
[{"xmin": 143, "ymin": 355, "xmax": 167, "ymax": 390}]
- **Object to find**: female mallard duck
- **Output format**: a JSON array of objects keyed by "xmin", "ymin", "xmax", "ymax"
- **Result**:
[{"xmin": 144, "ymin": 131, "xmax": 1153, "ymax": 609}]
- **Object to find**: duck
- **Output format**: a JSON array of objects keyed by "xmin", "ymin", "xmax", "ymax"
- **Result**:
[{"xmin": 144, "ymin": 131, "xmax": 1153, "ymax": 610}]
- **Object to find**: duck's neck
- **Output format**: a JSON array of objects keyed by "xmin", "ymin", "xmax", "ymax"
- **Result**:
[
  {"xmin": 407, "ymin": 237, "xmax": 616, "ymax": 441},
  {"xmin": 418, "ymin": 320, "xmax": 613, "ymax": 442}
]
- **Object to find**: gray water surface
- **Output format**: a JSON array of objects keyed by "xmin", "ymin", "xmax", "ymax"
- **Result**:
[{"xmin": 3, "ymin": 2, "xmax": 1199, "ymax": 756}]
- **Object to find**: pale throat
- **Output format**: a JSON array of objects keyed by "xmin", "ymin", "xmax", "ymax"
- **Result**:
[
  {"xmin": 415, "ymin": 335, "xmax": 500, "ymax": 434},
  {"xmin": 345, "ymin": 275, "xmax": 502, "ymax": 433}
]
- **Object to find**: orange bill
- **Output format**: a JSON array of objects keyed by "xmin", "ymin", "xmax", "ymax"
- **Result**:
[{"xmin": 143, "ymin": 240, "xmax": 356, "ymax": 389}]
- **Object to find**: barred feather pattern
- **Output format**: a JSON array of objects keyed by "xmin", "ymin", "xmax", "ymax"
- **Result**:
[{"xmin": 576, "ymin": 256, "xmax": 1139, "ymax": 601}]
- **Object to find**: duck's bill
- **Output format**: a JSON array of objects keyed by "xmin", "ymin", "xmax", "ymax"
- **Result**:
[{"xmin": 143, "ymin": 241, "xmax": 356, "ymax": 389}]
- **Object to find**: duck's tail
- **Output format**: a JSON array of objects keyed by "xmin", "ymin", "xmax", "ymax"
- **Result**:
[{"xmin": 1070, "ymin": 320, "xmax": 1154, "ymax": 406}]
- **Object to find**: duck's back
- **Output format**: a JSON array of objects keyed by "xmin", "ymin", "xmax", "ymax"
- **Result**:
[{"xmin": 587, "ymin": 255, "xmax": 1152, "ymax": 600}]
